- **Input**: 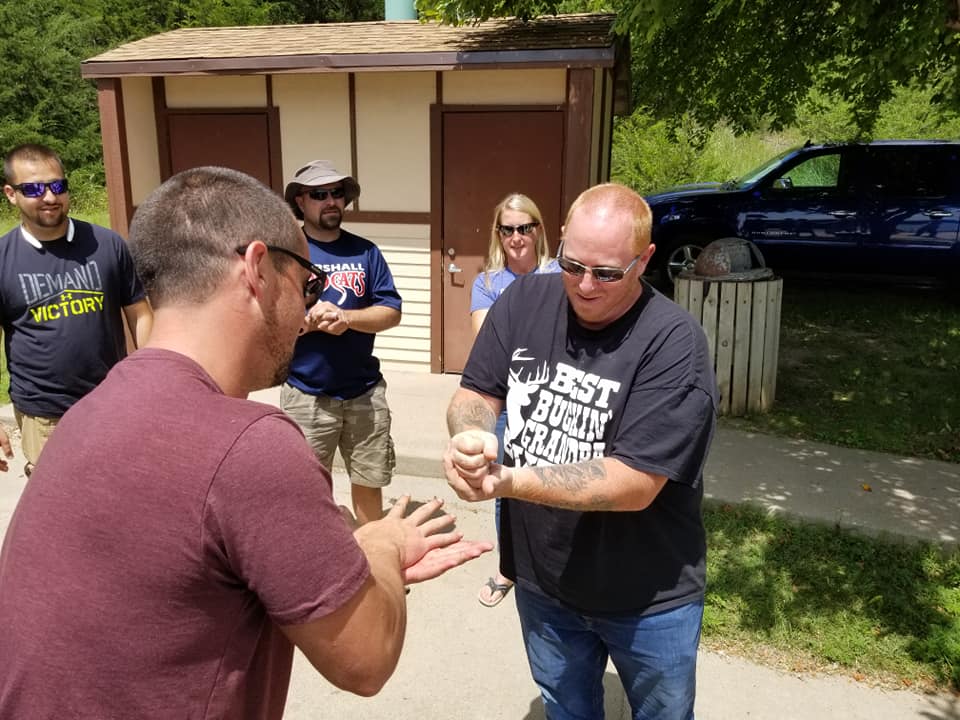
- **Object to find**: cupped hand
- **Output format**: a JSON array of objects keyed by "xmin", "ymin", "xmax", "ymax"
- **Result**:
[
  {"xmin": 445, "ymin": 431, "xmax": 497, "ymax": 485},
  {"xmin": 443, "ymin": 430, "xmax": 508, "ymax": 500},
  {"xmin": 387, "ymin": 495, "xmax": 493, "ymax": 584}
]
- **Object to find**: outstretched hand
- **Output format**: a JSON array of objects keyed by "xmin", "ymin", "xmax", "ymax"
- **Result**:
[{"xmin": 386, "ymin": 496, "xmax": 492, "ymax": 584}]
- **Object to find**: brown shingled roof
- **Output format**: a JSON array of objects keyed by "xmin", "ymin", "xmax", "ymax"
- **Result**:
[{"xmin": 81, "ymin": 13, "xmax": 619, "ymax": 78}]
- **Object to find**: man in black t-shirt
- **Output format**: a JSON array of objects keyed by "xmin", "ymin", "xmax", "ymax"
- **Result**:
[
  {"xmin": 0, "ymin": 144, "xmax": 153, "ymax": 476},
  {"xmin": 444, "ymin": 183, "xmax": 718, "ymax": 720}
]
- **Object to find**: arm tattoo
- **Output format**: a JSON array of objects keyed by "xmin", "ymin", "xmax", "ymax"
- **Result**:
[
  {"xmin": 447, "ymin": 398, "xmax": 497, "ymax": 435},
  {"xmin": 529, "ymin": 460, "xmax": 613, "ymax": 510}
]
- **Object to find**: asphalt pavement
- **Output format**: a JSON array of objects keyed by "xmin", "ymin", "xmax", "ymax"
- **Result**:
[{"xmin": 1, "ymin": 368, "xmax": 958, "ymax": 719}]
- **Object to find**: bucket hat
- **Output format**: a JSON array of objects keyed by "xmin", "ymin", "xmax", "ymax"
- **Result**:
[{"xmin": 284, "ymin": 160, "xmax": 360, "ymax": 218}]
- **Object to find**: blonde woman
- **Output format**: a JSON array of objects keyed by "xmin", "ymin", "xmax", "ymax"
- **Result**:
[
  {"xmin": 470, "ymin": 192, "xmax": 558, "ymax": 607},
  {"xmin": 470, "ymin": 193, "xmax": 558, "ymax": 334}
]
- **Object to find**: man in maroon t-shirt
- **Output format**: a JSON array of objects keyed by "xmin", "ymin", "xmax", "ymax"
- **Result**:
[{"xmin": 0, "ymin": 166, "xmax": 490, "ymax": 719}]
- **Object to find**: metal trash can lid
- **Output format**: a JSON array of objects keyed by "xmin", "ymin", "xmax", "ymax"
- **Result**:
[{"xmin": 682, "ymin": 237, "xmax": 774, "ymax": 281}]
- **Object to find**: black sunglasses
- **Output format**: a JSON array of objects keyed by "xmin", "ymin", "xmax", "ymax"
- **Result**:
[
  {"xmin": 497, "ymin": 222, "xmax": 539, "ymax": 238},
  {"xmin": 235, "ymin": 245, "xmax": 326, "ymax": 307},
  {"xmin": 306, "ymin": 186, "xmax": 346, "ymax": 201},
  {"xmin": 556, "ymin": 240, "xmax": 642, "ymax": 283},
  {"xmin": 10, "ymin": 178, "xmax": 69, "ymax": 198}
]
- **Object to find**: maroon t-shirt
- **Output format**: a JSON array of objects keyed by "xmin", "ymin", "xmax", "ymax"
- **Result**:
[{"xmin": 0, "ymin": 349, "xmax": 370, "ymax": 719}]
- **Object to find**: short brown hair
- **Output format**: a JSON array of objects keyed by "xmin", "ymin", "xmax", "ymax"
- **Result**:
[
  {"xmin": 128, "ymin": 166, "xmax": 303, "ymax": 307},
  {"xmin": 3, "ymin": 144, "xmax": 65, "ymax": 185}
]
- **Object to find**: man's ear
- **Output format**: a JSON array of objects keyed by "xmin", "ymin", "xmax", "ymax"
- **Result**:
[
  {"xmin": 238, "ymin": 242, "xmax": 270, "ymax": 300},
  {"xmin": 3, "ymin": 185, "xmax": 16, "ymax": 205},
  {"xmin": 638, "ymin": 243, "xmax": 656, "ymax": 279}
]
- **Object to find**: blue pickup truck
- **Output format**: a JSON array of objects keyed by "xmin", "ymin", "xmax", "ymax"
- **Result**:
[{"xmin": 646, "ymin": 140, "xmax": 960, "ymax": 288}]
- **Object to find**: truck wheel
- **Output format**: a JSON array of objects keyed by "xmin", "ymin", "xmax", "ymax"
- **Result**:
[{"xmin": 657, "ymin": 239, "xmax": 705, "ymax": 286}]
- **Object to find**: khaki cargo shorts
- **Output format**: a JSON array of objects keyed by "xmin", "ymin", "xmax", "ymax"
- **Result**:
[
  {"xmin": 281, "ymin": 378, "xmax": 395, "ymax": 488},
  {"xmin": 14, "ymin": 409, "xmax": 59, "ymax": 467}
]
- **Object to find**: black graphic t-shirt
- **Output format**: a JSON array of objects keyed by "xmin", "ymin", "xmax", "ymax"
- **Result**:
[
  {"xmin": 0, "ymin": 221, "xmax": 146, "ymax": 416},
  {"xmin": 462, "ymin": 273, "xmax": 718, "ymax": 615}
]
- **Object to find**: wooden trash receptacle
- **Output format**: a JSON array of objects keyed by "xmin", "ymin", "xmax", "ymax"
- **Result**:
[{"xmin": 674, "ymin": 275, "xmax": 782, "ymax": 416}]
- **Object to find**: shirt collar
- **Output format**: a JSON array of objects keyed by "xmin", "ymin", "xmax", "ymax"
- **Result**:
[{"xmin": 20, "ymin": 218, "xmax": 74, "ymax": 249}]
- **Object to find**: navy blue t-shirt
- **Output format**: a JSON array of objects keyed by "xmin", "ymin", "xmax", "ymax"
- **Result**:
[
  {"xmin": 0, "ymin": 220, "xmax": 146, "ymax": 417},
  {"xmin": 462, "ymin": 273, "xmax": 718, "ymax": 615},
  {"xmin": 287, "ymin": 229, "xmax": 402, "ymax": 400}
]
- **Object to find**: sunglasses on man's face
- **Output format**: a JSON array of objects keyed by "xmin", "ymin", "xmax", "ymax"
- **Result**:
[
  {"xmin": 306, "ymin": 186, "xmax": 346, "ymax": 202},
  {"xmin": 497, "ymin": 222, "xmax": 539, "ymax": 238},
  {"xmin": 556, "ymin": 240, "xmax": 643, "ymax": 283},
  {"xmin": 235, "ymin": 245, "xmax": 326, "ymax": 308},
  {"xmin": 10, "ymin": 178, "xmax": 69, "ymax": 198}
]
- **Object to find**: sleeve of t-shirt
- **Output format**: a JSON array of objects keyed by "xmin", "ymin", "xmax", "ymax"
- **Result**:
[
  {"xmin": 609, "ymin": 319, "xmax": 717, "ymax": 489},
  {"xmin": 202, "ymin": 413, "xmax": 371, "ymax": 625},
  {"xmin": 470, "ymin": 273, "xmax": 498, "ymax": 313},
  {"xmin": 366, "ymin": 246, "xmax": 402, "ymax": 311},
  {"xmin": 111, "ymin": 231, "xmax": 147, "ymax": 306},
  {"xmin": 461, "ymin": 276, "xmax": 518, "ymax": 401}
]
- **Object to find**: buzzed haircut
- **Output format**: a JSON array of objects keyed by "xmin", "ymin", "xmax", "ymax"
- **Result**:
[
  {"xmin": 128, "ymin": 166, "xmax": 303, "ymax": 307},
  {"xmin": 3, "ymin": 144, "xmax": 65, "ymax": 185},
  {"xmin": 565, "ymin": 183, "xmax": 653, "ymax": 255}
]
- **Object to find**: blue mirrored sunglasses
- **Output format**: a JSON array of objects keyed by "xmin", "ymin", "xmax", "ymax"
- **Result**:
[{"xmin": 11, "ymin": 178, "xmax": 69, "ymax": 198}]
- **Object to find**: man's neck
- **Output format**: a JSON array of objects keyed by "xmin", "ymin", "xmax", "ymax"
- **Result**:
[
  {"xmin": 22, "ymin": 218, "xmax": 69, "ymax": 243},
  {"xmin": 302, "ymin": 221, "xmax": 341, "ymax": 244}
]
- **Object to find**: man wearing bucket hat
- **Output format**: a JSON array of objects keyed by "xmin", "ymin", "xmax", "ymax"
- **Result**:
[{"xmin": 282, "ymin": 160, "xmax": 402, "ymax": 524}]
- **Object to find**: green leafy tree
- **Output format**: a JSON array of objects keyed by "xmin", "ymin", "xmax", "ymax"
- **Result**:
[
  {"xmin": 416, "ymin": 0, "xmax": 960, "ymax": 135},
  {"xmin": 0, "ymin": 4, "xmax": 104, "ymax": 179},
  {"xmin": 273, "ymin": 0, "xmax": 383, "ymax": 23},
  {"xmin": 1, "ymin": 0, "xmax": 381, "ymax": 220}
]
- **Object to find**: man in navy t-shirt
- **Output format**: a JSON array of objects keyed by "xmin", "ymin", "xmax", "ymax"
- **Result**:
[
  {"xmin": 281, "ymin": 160, "xmax": 402, "ymax": 524},
  {"xmin": 0, "ymin": 143, "xmax": 152, "ymax": 476},
  {"xmin": 444, "ymin": 183, "xmax": 718, "ymax": 719}
]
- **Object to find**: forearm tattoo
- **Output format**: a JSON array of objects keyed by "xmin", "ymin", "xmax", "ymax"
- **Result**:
[
  {"xmin": 529, "ymin": 460, "xmax": 613, "ymax": 510},
  {"xmin": 447, "ymin": 398, "xmax": 497, "ymax": 435}
]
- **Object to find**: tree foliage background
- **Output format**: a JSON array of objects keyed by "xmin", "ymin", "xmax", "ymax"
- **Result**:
[
  {"xmin": 0, "ymin": 0, "xmax": 383, "ymax": 208},
  {"xmin": 3, "ymin": 0, "xmax": 960, "ymax": 210},
  {"xmin": 418, "ymin": 0, "xmax": 960, "ymax": 135}
]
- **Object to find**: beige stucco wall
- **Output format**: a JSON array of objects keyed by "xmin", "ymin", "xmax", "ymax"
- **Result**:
[
  {"xmin": 120, "ymin": 77, "xmax": 162, "ymax": 206},
  {"xmin": 164, "ymin": 75, "xmax": 267, "ymax": 108},
  {"xmin": 114, "ymin": 66, "xmax": 586, "ymax": 373},
  {"xmin": 354, "ymin": 73, "xmax": 434, "ymax": 213},
  {"xmin": 441, "ymin": 68, "xmax": 566, "ymax": 104},
  {"xmin": 273, "ymin": 75, "xmax": 353, "ymax": 194}
]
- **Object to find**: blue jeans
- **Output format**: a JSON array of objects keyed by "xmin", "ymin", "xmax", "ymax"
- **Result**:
[
  {"xmin": 494, "ymin": 410, "xmax": 507, "ymax": 541},
  {"xmin": 516, "ymin": 586, "xmax": 702, "ymax": 720}
]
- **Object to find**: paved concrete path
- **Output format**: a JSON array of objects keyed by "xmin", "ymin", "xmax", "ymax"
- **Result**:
[{"xmin": 2, "ymin": 367, "xmax": 959, "ymax": 718}]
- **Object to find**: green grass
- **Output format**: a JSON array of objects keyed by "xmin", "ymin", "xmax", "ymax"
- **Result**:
[
  {"xmin": 704, "ymin": 501, "xmax": 960, "ymax": 691},
  {"xmin": 707, "ymin": 282, "xmax": 960, "ymax": 691},
  {"xmin": 723, "ymin": 282, "xmax": 960, "ymax": 463}
]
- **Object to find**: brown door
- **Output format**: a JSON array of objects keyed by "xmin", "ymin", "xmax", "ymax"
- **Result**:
[
  {"xmin": 440, "ymin": 109, "xmax": 564, "ymax": 372},
  {"xmin": 167, "ymin": 112, "xmax": 273, "ymax": 187}
]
